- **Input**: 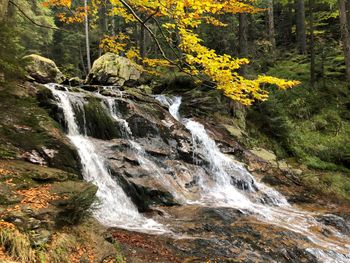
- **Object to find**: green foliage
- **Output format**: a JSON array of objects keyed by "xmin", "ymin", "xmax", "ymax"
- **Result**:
[
  {"xmin": 113, "ymin": 241, "xmax": 126, "ymax": 263},
  {"xmin": 56, "ymin": 184, "xmax": 98, "ymax": 226},
  {"xmin": 301, "ymin": 172, "xmax": 350, "ymax": 201},
  {"xmin": 0, "ymin": 0, "xmax": 56, "ymax": 78},
  {"xmin": 247, "ymin": 48, "xmax": 350, "ymax": 173},
  {"xmin": 0, "ymin": 21, "xmax": 25, "ymax": 78},
  {"xmin": 16, "ymin": 0, "xmax": 55, "ymax": 54}
]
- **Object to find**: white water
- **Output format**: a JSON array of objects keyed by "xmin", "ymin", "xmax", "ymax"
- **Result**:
[
  {"xmin": 155, "ymin": 94, "xmax": 350, "ymax": 262},
  {"xmin": 45, "ymin": 84, "xmax": 164, "ymax": 232},
  {"xmin": 104, "ymin": 97, "xmax": 132, "ymax": 136},
  {"xmin": 43, "ymin": 84, "xmax": 350, "ymax": 260}
]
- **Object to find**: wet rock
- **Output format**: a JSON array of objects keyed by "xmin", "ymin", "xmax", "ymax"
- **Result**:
[
  {"xmin": 21, "ymin": 150, "xmax": 46, "ymax": 165},
  {"xmin": 68, "ymin": 77, "xmax": 83, "ymax": 86},
  {"xmin": 23, "ymin": 54, "xmax": 65, "ymax": 84},
  {"xmin": 81, "ymin": 84, "xmax": 101, "ymax": 92},
  {"xmin": 77, "ymin": 98, "xmax": 122, "ymax": 140},
  {"xmin": 316, "ymin": 214, "xmax": 350, "ymax": 234},
  {"xmin": 127, "ymin": 115, "xmax": 160, "ymax": 138},
  {"xmin": 41, "ymin": 147, "xmax": 58, "ymax": 159},
  {"xmin": 86, "ymin": 53, "xmax": 141, "ymax": 86}
]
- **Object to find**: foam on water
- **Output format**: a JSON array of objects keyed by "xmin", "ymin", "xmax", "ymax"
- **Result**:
[
  {"xmin": 45, "ymin": 84, "xmax": 165, "ymax": 233},
  {"xmin": 155, "ymin": 94, "xmax": 350, "ymax": 262}
]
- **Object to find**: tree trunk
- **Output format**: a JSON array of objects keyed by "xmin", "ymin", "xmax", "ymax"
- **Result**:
[
  {"xmin": 140, "ymin": 23, "xmax": 146, "ymax": 59},
  {"xmin": 230, "ymin": 13, "xmax": 248, "ymax": 120},
  {"xmin": 309, "ymin": 0, "xmax": 315, "ymax": 87},
  {"xmin": 338, "ymin": 0, "xmax": 350, "ymax": 86},
  {"xmin": 84, "ymin": 0, "xmax": 91, "ymax": 71},
  {"xmin": 267, "ymin": 0, "xmax": 276, "ymax": 52},
  {"xmin": 79, "ymin": 44, "xmax": 87, "ymax": 76},
  {"xmin": 295, "ymin": 0, "xmax": 307, "ymax": 54},
  {"xmin": 0, "ymin": 0, "xmax": 9, "ymax": 21},
  {"xmin": 111, "ymin": 17, "xmax": 116, "ymax": 36},
  {"xmin": 238, "ymin": 13, "xmax": 248, "ymax": 76}
]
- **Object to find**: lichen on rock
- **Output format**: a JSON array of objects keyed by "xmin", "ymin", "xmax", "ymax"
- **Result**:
[
  {"xmin": 23, "ymin": 54, "xmax": 65, "ymax": 84},
  {"xmin": 86, "ymin": 53, "xmax": 141, "ymax": 87}
]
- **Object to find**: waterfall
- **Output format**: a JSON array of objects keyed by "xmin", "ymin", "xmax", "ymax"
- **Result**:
[
  {"xmin": 155, "ymin": 95, "xmax": 287, "ymax": 207},
  {"xmin": 155, "ymin": 94, "xmax": 350, "ymax": 263},
  {"xmin": 41, "ymin": 84, "xmax": 350, "ymax": 261},
  {"xmin": 45, "ymin": 84, "xmax": 164, "ymax": 232},
  {"xmin": 104, "ymin": 97, "xmax": 132, "ymax": 137}
]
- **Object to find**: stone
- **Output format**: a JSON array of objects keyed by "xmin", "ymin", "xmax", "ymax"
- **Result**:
[
  {"xmin": 250, "ymin": 148, "xmax": 278, "ymax": 167},
  {"xmin": 23, "ymin": 54, "xmax": 65, "ymax": 84},
  {"xmin": 21, "ymin": 150, "xmax": 46, "ymax": 166},
  {"xmin": 30, "ymin": 229, "xmax": 51, "ymax": 247},
  {"xmin": 316, "ymin": 214, "xmax": 350, "ymax": 234},
  {"xmin": 0, "ymin": 184, "xmax": 22, "ymax": 205},
  {"xmin": 68, "ymin": 77, "xmax": 83, "ymax": 86},
  {"xmin": 224, "ymin": 124, "xmax": 244, "ymax": 139},
  {"xmin": 86, "ymin": 53, "xmax": 141, "ymax": 86}
]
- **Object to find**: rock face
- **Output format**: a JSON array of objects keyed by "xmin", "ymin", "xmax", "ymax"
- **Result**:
[
  {"xmin": 86, "ymin": 53, "xmax": 141, "ymax": 86},
  {"xmin": 23, "ymin": 54, "xmax": 65, "ymax": 84}
]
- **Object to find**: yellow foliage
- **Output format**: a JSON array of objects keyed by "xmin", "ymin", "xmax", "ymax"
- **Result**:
[
  {"xmin": 43, "ymin": 0, "xmax": 299, "ymax": 104},
  {"xmin": 99, "ymin": 33, "xmax": 130, "ymax": 54}
]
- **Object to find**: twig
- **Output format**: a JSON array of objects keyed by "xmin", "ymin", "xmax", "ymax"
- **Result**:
[
  {"xmin": 142, "ymin": 7, "xmax": 159, "ymax": 24},
  {"xmin": 8, "ymin": 0, "xmax": 68, "ymax": 32}
]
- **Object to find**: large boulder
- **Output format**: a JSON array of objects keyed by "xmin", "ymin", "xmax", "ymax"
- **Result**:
[
  {"xmin": 86, "ymin": 53, "xmax": 141, "ymax": 86},
  {"xmin": 23, "ymin": 54, "xmax": 65, "ymax": 84}
]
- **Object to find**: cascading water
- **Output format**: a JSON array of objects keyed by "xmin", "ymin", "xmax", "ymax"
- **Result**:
[
  {"xmin": 104, "ymin": 97, "xmax": 132, "ymax": 137},
  {"xmin": 41, "ymin": 84, "xmax": 350, "ymax": 261},
  {"xmin": 155, "ymin": 94, "xmax": 350, "ymax": 262},
  {"xmin": 45, "ymin": 83, "xmax": 164, "ymax": 232}
]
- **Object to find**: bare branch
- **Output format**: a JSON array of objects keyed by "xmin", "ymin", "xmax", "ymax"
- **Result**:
[
  {"xmin": 8, "ymin": 0, "xmax": 68, "ymax": 32},
  {"xmin": 118, "ymin": 0, "xmax": 172, "ymax": 62},
  {"xmin": 142, "ymin": 7, "xmax": 159, "ymax": 24},
  {"xmin": 117, "ymin": 0, "xmax": 216, "ymax": 89}
]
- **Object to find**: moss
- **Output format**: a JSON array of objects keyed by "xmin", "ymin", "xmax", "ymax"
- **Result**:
[
  {"xmin": 0, "ymin": 82, "xmax": 81, "ymax": 174},
  {"xmin": 78, "ymin": 97, "xmax": 121, "ymax": 140},
  {"xmin": 301, "ymin": 172, "xmax": 350, "ymax": 202},
  {"xmin": 53, "ymin": 182, "xmax": 98, "ymax": 226},
  {"xmin": 113, "ymin": 241, "xmax": 126, "ymax": 263},
  {"xmin": 0, "ymin": 145, "xmax": 16, "ymax": 159}
]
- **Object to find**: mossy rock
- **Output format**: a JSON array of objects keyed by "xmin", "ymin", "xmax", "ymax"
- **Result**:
[
  {"xmin": 51, "ymin": 181, "xmax": 98, "ymax": 226},
  {"xmin": 23, "ymin": 54, "xmax": 65, "ymax": 84},
  {"xmin": 0, "ymin": 82, "xmax": 81, "ymax": 174},
  {"xmin": 86, "ymin": 53, "xmax": 141, "ymax": 86},
  {"xmin": 73, "ymin": 97, "xmax": 121, "ymax": 140}
]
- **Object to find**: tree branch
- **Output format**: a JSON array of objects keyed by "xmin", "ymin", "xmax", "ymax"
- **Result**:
[
  {"xmin": 118, "ymin": 0, "xmax": 172, "ymax": 62},
  {"xmin": 117, "ymin": 0, "xmax": 216, "ymax": 89},
  {"xmin": 8, "ymin": 0, "xmax": 67, "ymax": 32},
  {"xmin": 142, "ymin": 7, "xmax": 159, "ymax": 24}
]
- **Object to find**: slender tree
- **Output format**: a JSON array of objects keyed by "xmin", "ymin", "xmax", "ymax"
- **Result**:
[
  {"xmin": 238, "ymin": 13, "xmax": 248, "ymax": 76},
  {"xmin": 338, "ymin": 0, "xmax": 350, "ymax": 86},
  {"xmin": 84, "ymin": 0, "xmax": 91, "ymax": 71},
  {"xmin": 267, "ymin": 0, "xmax": 276, "ymax": 52},
  {"xmin": 309, "ymin": 0, "xmax": 315, "ymax": 87},
  {"xmin": 296, "ymin": 0, "xmax": 307, "ymax": 54}
]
